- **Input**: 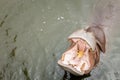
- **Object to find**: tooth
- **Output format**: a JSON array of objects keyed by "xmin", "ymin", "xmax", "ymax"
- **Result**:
[
  {"xmin": 80, "ymin": 63, "xmax": 85, "ymax": 71},
  {"xmin": 61, "ymin": 54, "xmax": 65, "ymax": 61}
]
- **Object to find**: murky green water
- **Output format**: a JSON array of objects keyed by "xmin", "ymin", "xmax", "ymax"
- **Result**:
[{"xmin": 0, "ymin": 0, "xmax": 120, "ymax": 80}]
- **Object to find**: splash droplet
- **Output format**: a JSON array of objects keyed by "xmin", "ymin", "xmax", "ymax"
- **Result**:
[
  {"xmin": 40, "ymin": 28, "xmax": 43, "ymax": 31},
  {"xmin": 43, "ymin": 21, "xmax": 46, "ymax": 24}
]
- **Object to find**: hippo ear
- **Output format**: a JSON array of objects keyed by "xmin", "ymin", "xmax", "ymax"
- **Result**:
[{"xmin": 86, "ymin": 26, "xmax": 106, "ymax": 53}]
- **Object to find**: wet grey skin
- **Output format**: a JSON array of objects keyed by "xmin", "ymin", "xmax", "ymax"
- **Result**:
[{"xmin": 86, "ymin": 26, "xmax": 106, "ymax": 53}]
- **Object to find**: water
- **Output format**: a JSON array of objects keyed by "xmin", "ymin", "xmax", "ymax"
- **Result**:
[{"xmin": 0, "ymin": 0, "xmax": 120, "ymax": 80}]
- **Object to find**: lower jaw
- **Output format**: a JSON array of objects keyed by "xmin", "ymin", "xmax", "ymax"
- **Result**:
[
  {"xmin": 58, "ymin": 60, "xmax": 85, "ymax": 75},
  {"xmin": 60, "ymin": 57, "xmax": 90, "ymax": 74}
]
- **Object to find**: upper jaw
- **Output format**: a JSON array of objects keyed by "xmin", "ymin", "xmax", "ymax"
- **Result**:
[{"xmin": 68, "ymin": 29, "xmax": 96, "ymax": 51}]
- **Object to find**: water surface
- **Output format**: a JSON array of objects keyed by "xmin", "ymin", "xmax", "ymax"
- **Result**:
[{"xmin": 0, "ymin": 0, "xmax": 120, "ymax": 80}]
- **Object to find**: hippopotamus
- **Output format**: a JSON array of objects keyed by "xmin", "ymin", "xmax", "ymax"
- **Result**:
[{"xmin": 58, "ymin": 26, "xmax": 106, "ymax": 76}]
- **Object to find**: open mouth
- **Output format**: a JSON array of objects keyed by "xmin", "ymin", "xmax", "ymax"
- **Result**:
[
  {"xmin": 62, "ymin": 39, "xmax": 91, "ymax": 71},
  {"xmin": 58, "ymin": 29, "xmax": 101, "ymax": 76},
  {"xmin": 58, "ymin": 38, "xmax": 94, "ymax": 75}
]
